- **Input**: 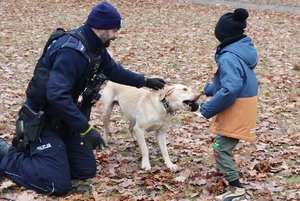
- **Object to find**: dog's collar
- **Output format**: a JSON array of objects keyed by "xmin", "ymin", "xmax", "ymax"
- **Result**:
[{"xmin": 161, "ymin": 98, "xmax": 174, "ymax": 114}]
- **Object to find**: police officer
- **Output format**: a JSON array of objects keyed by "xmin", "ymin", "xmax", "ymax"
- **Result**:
[{"xmin": 0, "ymin": 2, "xmax": 165, "ymax": 196}]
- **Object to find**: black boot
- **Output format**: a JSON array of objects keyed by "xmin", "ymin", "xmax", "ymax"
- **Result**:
[{"xmin": 0, "ymin": 137, "xmax": 11, "ymax": 163}]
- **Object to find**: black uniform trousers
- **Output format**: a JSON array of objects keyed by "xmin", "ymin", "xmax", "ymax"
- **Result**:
[{"xmin": 0, "ymin": 119, "xmax": 96, "ymax": 196}]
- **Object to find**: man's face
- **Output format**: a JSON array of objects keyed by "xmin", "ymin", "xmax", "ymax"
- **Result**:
[{"xmin": 97, "ymin": 29, "xmax": 120, "ymax": 47}]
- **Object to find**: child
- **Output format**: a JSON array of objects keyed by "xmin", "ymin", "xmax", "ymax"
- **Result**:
[{"xmin": 200, "ymin": 8, "xmax": 258, "ymax": 200}]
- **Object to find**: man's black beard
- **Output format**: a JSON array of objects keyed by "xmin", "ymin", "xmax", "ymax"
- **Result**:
[
  {"xmin": 99, "ymin": 37, "xmax": 111, "ymax": 48},
  {"xmin": 104, "ymin": 40, "xmax": 111, "ymax": 47}
]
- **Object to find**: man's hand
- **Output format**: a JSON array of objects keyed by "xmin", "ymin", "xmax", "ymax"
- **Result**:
[
  {"xmin": 144, "ymin": 77, "xmax": 166, "ymax": 90},
  {"xmin": 81, "ymin": 125, "xmax": 105, "ymax": 150}
]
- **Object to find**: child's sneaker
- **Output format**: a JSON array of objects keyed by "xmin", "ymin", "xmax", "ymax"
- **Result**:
[{"xmin": 215, "ymin": 186, "xmax": 246, "ymax": 201}]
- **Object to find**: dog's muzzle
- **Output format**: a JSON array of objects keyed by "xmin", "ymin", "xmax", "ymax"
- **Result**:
[{"xmin": 183, "ymin": 100, "xmax": 199, "ymax": 112}]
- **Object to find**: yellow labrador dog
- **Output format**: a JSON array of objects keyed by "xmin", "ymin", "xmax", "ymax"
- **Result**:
[{"xmin": 101, "ymin": 81, "xmax": 200, "ymax": 171}]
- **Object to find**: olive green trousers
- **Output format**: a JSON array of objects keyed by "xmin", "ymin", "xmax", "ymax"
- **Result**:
[{"xmin": 213, "ymin": 134, "xmax": 240, "ymax": 182}]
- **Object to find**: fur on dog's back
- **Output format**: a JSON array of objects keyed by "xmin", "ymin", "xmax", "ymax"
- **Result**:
[{"xmin": 102, "ymin": 81, "xmax": 153, "ymax": 125}]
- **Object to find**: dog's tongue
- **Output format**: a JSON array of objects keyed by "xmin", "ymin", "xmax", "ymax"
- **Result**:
[{"xmin": 188, "ymin": 101, "xmax": 199, "ymax": 112}]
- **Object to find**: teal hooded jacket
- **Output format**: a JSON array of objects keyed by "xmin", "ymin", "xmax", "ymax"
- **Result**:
[{"xmin": 200, "ymin": 36, "xmax": 258, "ymax": 142}]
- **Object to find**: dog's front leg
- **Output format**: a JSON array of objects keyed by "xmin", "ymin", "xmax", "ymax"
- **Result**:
[
  {"xmin": 132, "ymin": 127, "xmax": 151, "ymax": 170},
  {"xmin": 102, "ymin": 102, "xmax": 114, "ymax": 145},
  {"xmin": 156, "ymin": 132, "xmax": 178, "ymax": 171}
]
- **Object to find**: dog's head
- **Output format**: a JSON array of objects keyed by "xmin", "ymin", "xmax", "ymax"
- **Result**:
[{"xmin": 159, "ymin": 84, "xmax": 201, "ymax": 112}]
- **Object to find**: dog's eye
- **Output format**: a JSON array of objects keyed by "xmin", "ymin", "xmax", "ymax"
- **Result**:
[{"xmin": 183, "ymin": 88, "xmax": 187, "ymax": 91}]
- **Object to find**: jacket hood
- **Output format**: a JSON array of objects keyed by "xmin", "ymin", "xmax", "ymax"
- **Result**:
[{"xmin": 219, "ymin": 37, "xmax": 258, "ymax": 69}]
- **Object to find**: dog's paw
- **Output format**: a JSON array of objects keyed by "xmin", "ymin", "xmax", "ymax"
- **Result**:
[
  {"xmin": 141, "ymin": 161, "xmax": 151, "ymax": 170},
  {"xmin": 167, "ymin": 163, "xmax": 178, "ymax": 171}
]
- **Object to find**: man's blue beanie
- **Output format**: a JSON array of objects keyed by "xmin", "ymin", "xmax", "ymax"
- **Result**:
[{"xmin": 86, "ymin": 2, "xmax": 122, "ymax": 29}]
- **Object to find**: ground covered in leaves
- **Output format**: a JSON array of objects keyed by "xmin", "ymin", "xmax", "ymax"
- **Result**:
[{"xmin": 0, "ymin": 0, "xmax": 299, "ymax": 200}]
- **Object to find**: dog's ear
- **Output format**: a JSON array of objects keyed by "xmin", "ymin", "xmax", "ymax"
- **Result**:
[{"xmin": 159, "ymin": 86, "xmax": 174, "ymax": 101}]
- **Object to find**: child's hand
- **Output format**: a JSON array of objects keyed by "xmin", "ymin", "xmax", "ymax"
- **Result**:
[{"xmin": 200, "ymin": 83, "xmax": 206, "ymax": 94}]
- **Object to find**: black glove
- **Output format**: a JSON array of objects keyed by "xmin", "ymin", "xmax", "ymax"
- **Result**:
[
  {"xmin": 81, "ymin": 125, "xmax": 105, "ymax": 150},
  {"xmin": 144, "ymin": 77, "xmax": 166, "ymax": 90}
]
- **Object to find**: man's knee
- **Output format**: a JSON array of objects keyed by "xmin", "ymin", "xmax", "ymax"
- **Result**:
[
  {"xmin": 71, "ymin": 162, "xmax": 96, "ymax": 179},
  {"xmin": 50, "ymin": 181, "xmax": 72, "ymax": 196},
  {"xmin": 22, "ymin": 178, "xmax": 72, "ymax": 196},
  {"xmin": 81, "ymin": 165, "xmax": 96, "ymax": 179}
]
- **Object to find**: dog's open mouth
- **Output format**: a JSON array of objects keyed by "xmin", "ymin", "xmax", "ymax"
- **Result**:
[{"xmin": 183, "ymin": 100, "xmax": 199, "ymax": 112}]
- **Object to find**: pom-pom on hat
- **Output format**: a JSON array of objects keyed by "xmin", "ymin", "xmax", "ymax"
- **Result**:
[
  {"xmin": 214, "ymin": 8, "xmax": 249, "ymax": 42},
  {"xmin": 86, "ymin": 2, "xmax": 122, "ymax": 29}
]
